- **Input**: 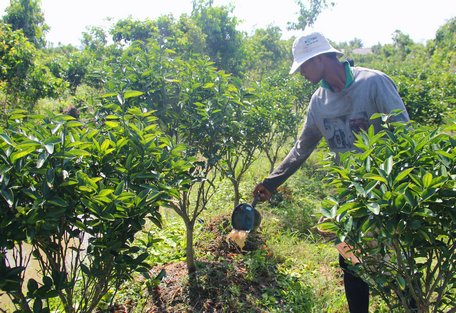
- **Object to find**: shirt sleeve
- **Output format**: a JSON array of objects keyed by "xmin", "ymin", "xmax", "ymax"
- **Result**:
[
  {"xmin": 373, "ymin": 73, "xmax": 410, "ymax": 122},
  {"xmin": 262, "ymin": 109, "xmax": 322, "ymax": 192}
]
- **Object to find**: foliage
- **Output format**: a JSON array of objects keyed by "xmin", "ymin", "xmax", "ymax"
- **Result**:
[
  {"xmin": 164, "ymin": 56, "xmax": 246, "ymax": 273},
  {"xmin": 0, "ymin": 96, "xmax": 192, "ymax": 312},
  {"xmin": 354, "ymin": 22, "xmax": 456, "ymax": 126},
  {"xmin": 215, "ymin": 83, "xmax": 265, "ymax": 207},
  {"xmin": 243, "ymin": 26, "xmax": 289, "ymax": 81},
  {"xmin": 110, "ymin": 18, "xmax": 158, "ymax": 44},
  {"xmin": 287, "ymin": 0, "xmax": 333, "ymax": 31},
  {"xmin": 98, "ymin": 33, "xmax": 252, "ymax": 273},
  {"xmin": 394, "ymin": 69, "xmax": 454, "ymax": 125},
  {"xmin": 45, "ymin": 45, "xmax": 90, "ymax": 94},
  {"xmin": 253, "ymin": 70, "xmax": 310, "ymax": 173},
  {"xmin": 0, "ymin": 23, "xmax": 34, "ymax": 84},
  {"xmin": 429, "ymin": 17, "xmax": 456, "ymax": 70},
  {"xmin": 320, "ymin": 116, "xmax": 456, "ymax": 312},
  {"xmin": 191, "ymin": 1, "xmax": 245, "ymax": 75},
  {"xmin": 0, "ymin": 1, "xmax": 455, "ymax": 311},
  {"xmin": 0, "ymin": 23, "xmax": 66, "ymax": 110},
  {"xmin": 2, "ymin": 0, "xmax": 48, "ymax": 48}
]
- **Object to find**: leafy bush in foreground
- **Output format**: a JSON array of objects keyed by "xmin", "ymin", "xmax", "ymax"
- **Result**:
[
  {"xmin": 320, "ymin": 116, "xmax": 456, "ymax": 312},
  {"xmin": 0, "ymin": 100, "xmax": 191, "ymax": 312}
]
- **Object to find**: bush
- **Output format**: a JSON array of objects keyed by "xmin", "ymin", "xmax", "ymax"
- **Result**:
[
  {"xmin": 320, "ymin": 115, "xmax": 456, "ymax": 312},
  {"xmin": 0, "ymin": 99, "xmax": 191, "ymax": 312}
]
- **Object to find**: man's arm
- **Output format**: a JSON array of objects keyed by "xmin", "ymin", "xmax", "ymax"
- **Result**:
[{"xmin": 374, "ymin": 73, "xmax": 410, "ymax": 122}]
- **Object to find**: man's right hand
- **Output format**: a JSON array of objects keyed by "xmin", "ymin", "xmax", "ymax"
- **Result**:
[{"xmin": 253, "ymin": 183, "xmax": 272, "ymax": 202}]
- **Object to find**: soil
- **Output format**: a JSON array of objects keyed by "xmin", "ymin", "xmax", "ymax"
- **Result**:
[{"xmin": 108, "ymin": 214, "xmax": 279, "ymax": 313}]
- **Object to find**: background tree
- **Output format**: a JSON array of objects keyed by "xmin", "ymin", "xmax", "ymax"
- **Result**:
[
  {"xmin": 428, "ymin": 17, "xmax": 456, "ymax": 75},
  {"xmin": 216, "ymin": 83, "xmax": 265, "ymax": 207},
  {"xmin": 45, "ymin": 45, "xmax": 90, "ymax": 94},
  {"xmin": 254, "ymin": 70, "xmax": 313, "ymax": 173},
  {"xmin": 0, "ymin": 23, "xmax": 65, "ymax": 110},
  {"xmin": 191, "ymin": 0, "xmax": 245, "ymax": 75},
  {"xmin": 164, "ymin": 57, "xmax": 244, "ymax": 273},
  {"xmin": 287, "ymin": 0, "xmax": 333, "ymax": 31},
  {"xmin": 2, "ymin": 0, "xmax": 49, "ymax": 48},
  {"xmin": 243, "ymin": 26, "xmax": 289, "ymax": 81}
]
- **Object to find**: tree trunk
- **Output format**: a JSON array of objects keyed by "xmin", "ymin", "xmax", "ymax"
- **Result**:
[
  {"xmin": 233, "ymin": 179, "xmax": 240, "ymax": 207},
  {"xmin": 184, "ymin": 220, "xmax": 196, "ymax": 274}
]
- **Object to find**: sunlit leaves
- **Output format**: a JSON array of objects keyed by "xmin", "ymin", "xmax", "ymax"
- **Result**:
[
  {"xmin": 321, "ymin": 118, "xmax": 455, "ymax": 310},
  {"xmin": 0, "ymin": 103, "xmax": 193, "ymax": 311}
]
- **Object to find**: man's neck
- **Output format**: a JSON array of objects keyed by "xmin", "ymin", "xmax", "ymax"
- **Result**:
[{"xmin": 322, "ymin": 61, "xmax": 346, "ymax": 92}]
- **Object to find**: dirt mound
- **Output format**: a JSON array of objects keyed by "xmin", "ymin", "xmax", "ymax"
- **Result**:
[{"xmin": 145, "ymin": 214, "xmax": 272, "ymax": 312}]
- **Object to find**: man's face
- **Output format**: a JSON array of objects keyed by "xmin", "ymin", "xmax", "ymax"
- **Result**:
[{"xmin": 299, "ymin": 56, "xmax": 323, "ymax": 84}]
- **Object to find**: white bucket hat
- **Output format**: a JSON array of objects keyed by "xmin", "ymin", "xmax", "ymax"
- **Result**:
[{"xmin": 289, "ymin": 32, "xmax": 343, "ymax": 74}]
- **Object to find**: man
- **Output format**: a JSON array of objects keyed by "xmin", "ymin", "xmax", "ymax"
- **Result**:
[{"xmin": 253, "ymin": 32, "xmax": 409, "ymax": 313}]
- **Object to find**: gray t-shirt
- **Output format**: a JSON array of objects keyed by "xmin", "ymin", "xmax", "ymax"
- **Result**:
[{"xmin": 262, "ymin": 66, "xmax": 410, "ymax": 191}]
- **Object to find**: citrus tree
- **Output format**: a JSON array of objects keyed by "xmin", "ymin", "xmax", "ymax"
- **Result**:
[
  {"xmin": 0, "ymin": 95, "xmax": 191, "ymax": 312},
  {"xmin": 101, "ymin": 36, "xmax": 253, "ymax": 274},
  {"xmin": 320, "ymin": 115, "xmax": 456, "ymax": 312},
  {"xmin": 164, "ymin": 57, "xmax": 243, "ymax": 273},
  {"xmin": 0, "ymin": 23, "xmax": 65, "ymax": 110},
  {"xmin": 254, "ymin": 71, "xmax": 309, "ymax": 174}
]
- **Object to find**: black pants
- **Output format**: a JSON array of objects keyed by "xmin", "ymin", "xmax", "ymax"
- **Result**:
[{"xmin": 339, "ymin": 255, "xmax": 370, "ymax": 313}]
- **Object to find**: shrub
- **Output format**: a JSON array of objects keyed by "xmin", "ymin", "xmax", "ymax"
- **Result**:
[
  {"xmin": 320, "ymin": 115, "xmax": 456, "ymax": 312},
  {"xmin": 0, "ymin": 98, "xmax": 191, "ymax": 312}
]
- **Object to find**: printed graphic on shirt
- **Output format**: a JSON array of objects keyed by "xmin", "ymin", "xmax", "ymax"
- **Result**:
[{"xmin": 323, "ymin": 111, "xmax": 369, "ymax": 151}]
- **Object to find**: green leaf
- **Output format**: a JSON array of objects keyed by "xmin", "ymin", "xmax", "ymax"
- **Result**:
[
  {"xmin": 397, "ymin": 276, "xmax": 406, "ymax": 290},
  {"xmin": 51, "ymin": 123, "xmax": 62, "ymax": 134},
  {"xmin": 36, "ymin": 152, "xmax": 47, "ymax": 168},
  {"xmin": 316, "ymin": 221, "xmax": 338, "ymax": 233},
  {"xmin": 27, "ymin": 278, "xmax": 39, "ymax": 293},
  {"xmin": 43, "ymin": 276, "xmax": 53, "ymax": 287},
  {"xmin": 422, "ymin": 172, "xmax": 433, "ymax": 188},
  {"xmin": 44, "ymin": 144, "xmax": 54, "ymax": 154},
  {"xmin": 101, "ymin": 92, "xmax": 118, "ymax": 98},
  {"xmin": 105, "ymin": 115, "xmax": 119, "ymax": 120},
  {"xmin": 203, "ymin": 82, "xmax": 215, "ymax": 89},
  {"xmin": 135, "ymin": 252, "xmax": 149, "ymax": 264},
  {"xmin": 384, "ymin": 156, "xmax": 393, "ymax": 175},
  {"xmin": 370, "ymin": 112, "xmax": 383, "ymax": 120},
  {"xmin": 124, "ymin": 90, "xmax": 144, "ymax": 99},
  {"xmin": 359, "ymin": 148, "xmax": 374, "ymax": 161},
  {"xmin": 100, "ymin": 139, "xmax": 111, "ymax": 152},
  {"xmin": 66, "ymin": 149, "xmax": 91, "ymax": 157},
  {"xmin": 435, "ymin": 150, "xmax": 453, "ymax": 159},
  {"xmin": 393, "ymin": 168, "xmax": 414, "ymax": 185},
  {"xmin": 404, "ymin": 190, "xmax": 418, "ymax": 207},
  {"xmin": 363, "ymin": 173, "xmax": 388, "ymax": 184},
  {"xmin": 10, "ymin": 147, "xmax": 36, "ymax": 163},
  {"xmin": 33, "ymin": 298, "xmax": 43, "ymax": 313},
  {"xmin": 98, "ymin": 189, "xmax": 114, "ymax": 197},
  {"xmin": 80, "ymin": 264, "xmax": 90, "ymax": 276},
  {"xmin": 66, "ymin": 121, "xmax": 84, "ymax": 128},
  {"xmin": 1, "ymin": 188, "xmax": 14, "ymax": 207},
  {"xmin": 394, "ymin": 194, "xmax": 406, "ymax": 209},
  {"xmin": 105, "ymin": 121, "xmax": 120, "ymax": 128},
  {"xmin": 115, "ymin": 181, "xmax": 125, "ymax": 196},
  {"xmin": 337, "ymin": 201, "xmax": 358, "ymax": 215},
  {"xmin": 353, "ymin": 182, "xmax": 366, "ymax": 197},
  {"xmin": 0, "ymin": 134, "xmax": 15, "ymax": 146},
  {"xmin": 47, "ymin": 198, "xmax": 68, "ymax": 207},
  {"xmin": 367, "ymin": 202, "xmax": 380, "ymax": 215}
]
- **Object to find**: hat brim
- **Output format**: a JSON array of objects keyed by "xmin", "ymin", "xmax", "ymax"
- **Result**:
[{"xmin": 289, "ymin": 48, "xmax": 344, "ymax": 74}]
